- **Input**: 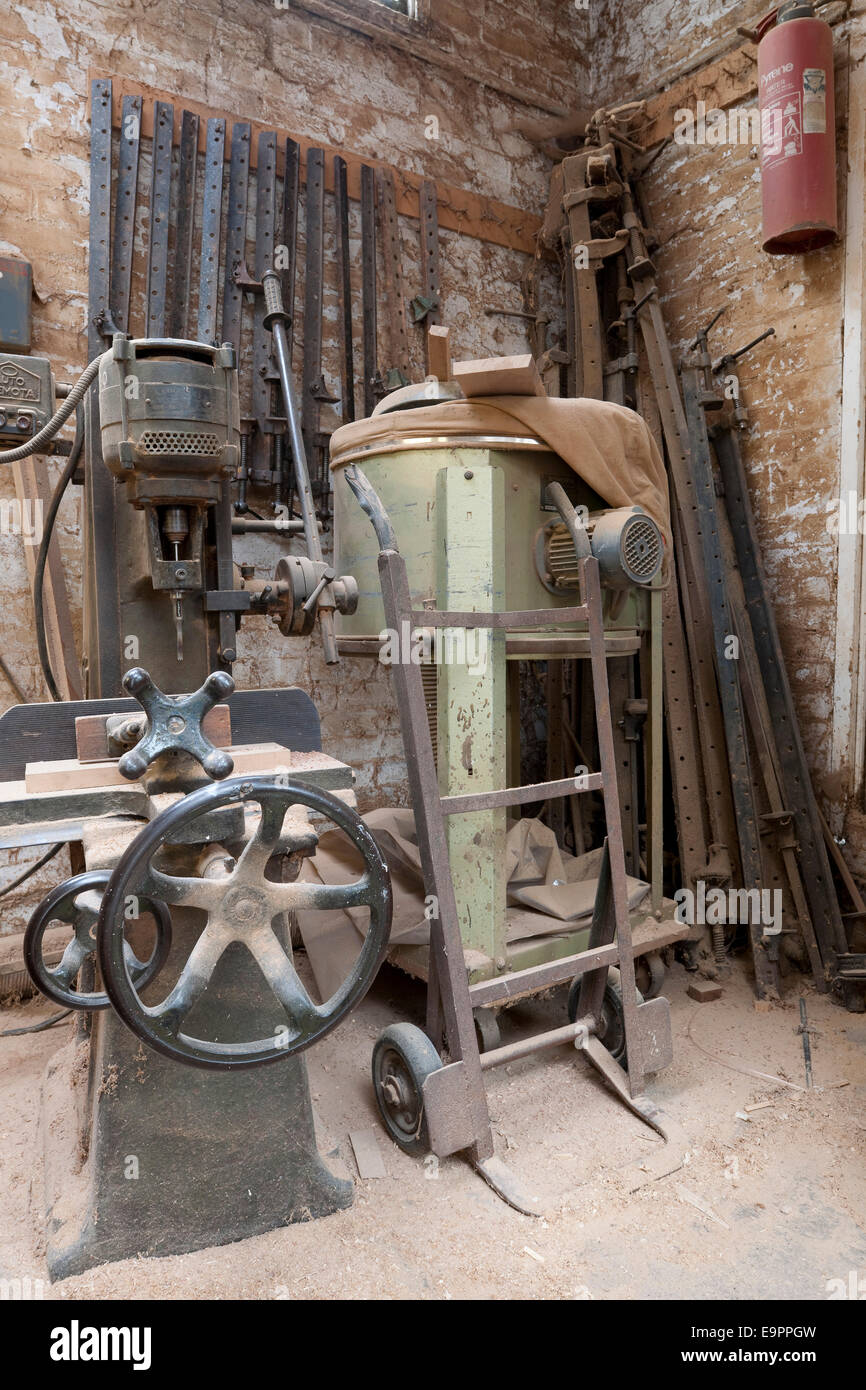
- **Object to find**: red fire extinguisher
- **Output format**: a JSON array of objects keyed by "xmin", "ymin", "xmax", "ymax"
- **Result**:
[{"xmin": 757, "ymin": 1, "xmax": 837, "ymax": 254}]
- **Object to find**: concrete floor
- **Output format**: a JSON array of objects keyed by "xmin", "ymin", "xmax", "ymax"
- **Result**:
[{"xmin": 1, "ymin": 956, "xmax": 865, "ymax": 1300}]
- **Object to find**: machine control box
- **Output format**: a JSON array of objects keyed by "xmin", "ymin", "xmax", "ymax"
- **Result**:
[
  {"xmin": 0, "ymin": 256, "xmax": 32, "ymax": 353},
  {"xmin": 0, "ymin": 352, "xmax": 55, "ymax": 444}
]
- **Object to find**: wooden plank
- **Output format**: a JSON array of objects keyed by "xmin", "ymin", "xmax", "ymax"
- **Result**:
[
  {"xmin": 92, "ymin": 72, "xmax": 542, "ymax": 256},
  {"xmin": 11, "ymin": 456, "xmax": 82, "ymax": 701},
  {"xmin": 75, "ymin": 705, "xmax": 232, "ymax": 762},
  {"xmin": 452, "ymin": 353, "xmax": 546, "ymax": 398},
  {"xmin": 25, "ymin": 742, "xmax": 290, "ymax": 794}
]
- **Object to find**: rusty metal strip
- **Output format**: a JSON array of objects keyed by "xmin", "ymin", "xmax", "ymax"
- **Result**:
[
  {"xmin": 109, "ymin": 93, "xmax": 142, "ymax": 334},
  {"xmin": 714, "ymin": 423, "xmax": 849, "ymax": 970},
  {"xmin": 441, "ymin": 774, "xmax": 603, "ymax": 816},
  {"xmin": 377, "ymin": 549, "xmax": 495, "ymax": 1163},
  {"xmin": 145, "ymin": 100, "xmax": 174, "ymax": 338},
  {"xmin": 301, "ymin": 147, "xmax": 325, "ymax": 482},
  {"xmin": 171, "ymin": 110, "xmax": 199, "ymax": 339},
  {"xmin": 251, "ymin": 129, "xmax": 278, "ymax": 483},
  {"xmin": 661, "ymin": 568, "xmax": 710, "ymax": 889},
  {"xmin": 360, "ymin": 164, "xmax": 378, "ymax": 416},
  {"xmin": 88, "ymin": 79, "xmax": 113, "ymax": 356},
  {"xmin": 419, "ymin": 179, "xmax": 441, "ymax": 329},
  {"xmin": 376, "ymin": 167, "xmax": 409, "ymax": 379},
  {"xmin": 196, "ymin": 117, "xmax": 226, "ymax": 345},
  {"xmin": 334, "ymin": 155, "xmax": 356, "ymax": 423},
  {"xmin": 623, "ymin": 182, "xmax": 738, "ymax": 876},
  {"xmin": 561, "ymin": 151, "xmax": 605, "ymax": 399},
  {"xmin": 221, "ymin": 122, "xmax": 251, "ymax": 353},
  {"xmin": 86, "ymin": 79, "xmax": 121, "ymax": 693},
  {"xmin": 719, "ymin": 515, "xmax": 825, "ymax": 988},
  {"xmin": 281, "ymin": 137, "xmax": 300, "ymax": 363},
  {"xmin": 682, "ymin": 368, "xmax": 778, "ymax": 998}
]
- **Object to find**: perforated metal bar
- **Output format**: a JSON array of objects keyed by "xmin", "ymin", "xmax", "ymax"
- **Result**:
[
  {"xmin": 196, "ymin": 117, "xmax": 226, "ymax": 345},
  {"xmin": 145, "ymin": 101, "xmax": 174, "ymax": 338}
]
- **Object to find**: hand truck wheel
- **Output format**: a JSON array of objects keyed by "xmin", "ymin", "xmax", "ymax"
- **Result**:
[
  {"xmin": 24, "ymin": 870, "xmax": 171, "ymax": 1011},
  {"xmin": 567, "ymin": 966, "xmax": 644, "ymax": 1067},
  {"xmin": 635, "ymin": 950, "xmax": 665, "ymax": 1000},
  {"xmin": 96, "ymin": 776, "xmax": 392, "ymax": 1070},
  {"xmin": 473, "ymin": 1006, "xmax": 501, "ymax": 1053},
  {"xmin": 372, "ymin": 1022, "xmax": 443, "ymax": 1155}
]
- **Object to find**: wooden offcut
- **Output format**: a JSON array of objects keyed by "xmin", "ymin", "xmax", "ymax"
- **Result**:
[
  {"xmin": 427, "ymin": 325, "xmax": 452, "ymax": 383},
  {"xmin": 452, "ymin": 354, "xmax": 546, "ymax": 398},
  {"xmin": 25, "ymin": 742, "xmax": 289, "ymax": 793},
  {"xmin": 74, "ymin": 705, "xmax": 232, "ymax": 762}
]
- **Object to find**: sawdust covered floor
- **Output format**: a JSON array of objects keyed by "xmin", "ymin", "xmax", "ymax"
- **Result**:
[{"xmin": 1, "ymin": 960, "xmax": 865, "ymax": 1301}]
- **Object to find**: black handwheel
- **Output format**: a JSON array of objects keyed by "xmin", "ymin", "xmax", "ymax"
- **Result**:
[
  {"xmin": 372, "ymin": 1022, "xmax": 443, "ymax": 1155},
  {"xmin": 567, "ymin": 967, "xmax": 644, "ymax": 1066},
  {"xmin": 96, "ymin": 776, "xmax": 392, "ymax": 1070},
  {"xmin": 24, "ymin": 870, "xmax": 171, "ymax": 1011}
]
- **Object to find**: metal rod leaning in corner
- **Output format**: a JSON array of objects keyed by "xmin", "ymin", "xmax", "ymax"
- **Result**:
[{"xmin": 261, "ymin": 267, "xmax": 339, "ymax": 664}]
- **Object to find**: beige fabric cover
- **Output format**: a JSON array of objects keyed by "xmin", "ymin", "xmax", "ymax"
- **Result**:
[
  {"xmin": 330, "ymin": 395, "xmax": 671, "ymax": 548},
  {"xmin": 296, "ymin": 809, "xmax": 649, "ymax": 999}
]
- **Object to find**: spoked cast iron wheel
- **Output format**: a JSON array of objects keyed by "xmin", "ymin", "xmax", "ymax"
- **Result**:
[{"xmin": 97, "ymin": 776, "xmax": 392, "ymax": 1070}]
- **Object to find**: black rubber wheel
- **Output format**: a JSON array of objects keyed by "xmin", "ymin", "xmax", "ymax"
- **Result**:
[
  {"xmin": 473, "ymin": 1007, "xmax": 501, "ymax": 1053},
  {"xmin": 634, "ymin": 951, "xmax": 665, "ymax": 1000},
  {"xmin": 372, "ymin": 1022, "xmax": 442, "ymax": 1155},
  {"xmin": 567, "ymin": 967, "xmax": 644, "ymax": 1066},
  {"xmin": 24, "ymin": 870, "xmax": 171, "ymax": 1011}
]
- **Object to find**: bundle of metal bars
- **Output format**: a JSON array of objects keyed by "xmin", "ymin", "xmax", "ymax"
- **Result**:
[
  {"xmin": 535, "ymin": 106, "xmax": 864, "ymax": 1010},
  {"xmin": 86, "ymin": 81, "xmax": 444, "ymax": 524}
]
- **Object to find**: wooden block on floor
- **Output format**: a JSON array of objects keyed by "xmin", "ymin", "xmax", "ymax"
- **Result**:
[
  {"xmin": 25, "ymin": 743, "xmax": 291, "ymax": 793},
  {"xmin": 687, "ymin": 979, "xmax": 723, "ymax": 1003},
  {"xmin": 452, "ymin": 353, "xmax": 546, "ymax": 398},
  {"xmin": 75, "ymin": 705, "xmax": 232, "ymax": 762},
  {"xmin": 349, "ymin": 1130, "xmax": 387, "ymax": 1179}
]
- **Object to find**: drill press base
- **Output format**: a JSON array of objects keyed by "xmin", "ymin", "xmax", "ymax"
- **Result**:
[{"xmin": 41, "ymin": 939, "xmax": 353, "ymax": 1282}]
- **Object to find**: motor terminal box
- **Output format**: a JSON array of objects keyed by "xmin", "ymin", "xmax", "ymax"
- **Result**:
[{"xmin": 0, "ymin": 353, "xmax": 55, "ymax": 445}]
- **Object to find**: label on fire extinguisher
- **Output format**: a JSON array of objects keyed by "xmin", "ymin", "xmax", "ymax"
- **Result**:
[
  {"xmin": 802, "ymin": 68, "xmax": 827, "ymax": 134},
  {"xmin": 762, "ymin": 94, "xmax": 801, "ymax": 167}
]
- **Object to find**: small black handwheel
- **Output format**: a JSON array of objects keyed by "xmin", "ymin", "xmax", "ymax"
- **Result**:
[
  {"xmin": 24, "ymin": 870, "xmax": 171, "ymax": 1011},
  {"xmin": 567, "ymin": 967, "xmax": 644, "ymax": 1066},
  {"xmin": 97, "ymin": 776, "xmax": 392, "ymax": 1070},
  {"xmin": 372, "ymin": 1022, "xmax": 443, "ymax": 1155}
]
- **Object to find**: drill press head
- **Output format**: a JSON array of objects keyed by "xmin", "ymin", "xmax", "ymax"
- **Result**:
[{"xmin": 98, "ymin": 336, "xmax": 240, "ymax": 658}]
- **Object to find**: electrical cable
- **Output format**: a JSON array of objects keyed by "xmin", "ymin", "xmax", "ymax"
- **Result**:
[
  {"xmin": 33, "ymin": 406, "xmax": 84, "ymax": 701},
  {"xmin": 0, "ymin": 842, "xmax": 64, "ymax": 899},
  {"xmin": 0, "ymin": 355, "xmax": 100, "ymax": 464},
  {"xmin": 0, "ymin": 1008, "xmax": 72, "ymax": 1037}
]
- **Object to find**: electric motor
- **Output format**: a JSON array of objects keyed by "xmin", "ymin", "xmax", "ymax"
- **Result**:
[
  {"xmin": 98, "ymin": 336, "xmax": 240, "ymax": 489},
  {"xmin": 537, "ymin": 506, "xmax": 664, "ymax": 592}
]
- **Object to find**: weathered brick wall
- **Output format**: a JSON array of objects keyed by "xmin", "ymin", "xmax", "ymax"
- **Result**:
[{"xmin": 0, "ymin": 0, "xmax": 588, "ymax": 930}]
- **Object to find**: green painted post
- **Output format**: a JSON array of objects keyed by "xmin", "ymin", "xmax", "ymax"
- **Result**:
[{"xmin": 435, "ymin": 459, "xmax": 508, "ymax": 969}]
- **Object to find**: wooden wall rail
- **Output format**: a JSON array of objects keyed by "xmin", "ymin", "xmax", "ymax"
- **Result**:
[{"xmin": 89, "ymin": 72, "xmax": 541, "ymax": 256}]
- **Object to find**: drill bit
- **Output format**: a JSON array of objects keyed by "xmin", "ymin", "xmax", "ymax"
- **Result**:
[{"xmin": 173, "ymin": 592, "xmax": 184, "ymax": 661}]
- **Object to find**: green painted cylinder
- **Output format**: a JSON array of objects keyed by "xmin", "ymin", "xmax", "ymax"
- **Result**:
[{"xmin": 332, "ymin": 439, "xmax": 644, "ymax": 648}]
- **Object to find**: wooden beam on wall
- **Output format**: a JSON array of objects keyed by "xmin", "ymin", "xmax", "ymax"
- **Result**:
[{"xmin": 91, "ymin": 72, "xmax": 542, "ymax": 256}]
